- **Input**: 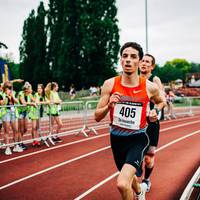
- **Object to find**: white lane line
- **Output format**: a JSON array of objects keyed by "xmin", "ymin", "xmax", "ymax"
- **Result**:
[
  {"xmin": 179, "ymin": 166, "xmax": 200, "ymax": 200},
  {"xmin": 74, "ymin": 172, "xmax": 119, "ymax": 200},
  {"xmin": 1, "ymin": 125, "xmax": 200, "ymax": 191},
  {"xmin": 0, "ymin": 125, "xmax": 199, "ymax": 191},
  {"xmin": 161, "ymin": 120, "xmax": 200, "ymax": 132},
  {"xmin": 1, "ymin": 115, "xmax": 198, "ymax": 141},
  {"xmin": 0, "ymin": 133, "xmax": 109, "ymax": 164},
  {"xmin": 74, "ymin": 130, "xmax": 200, "ymax": 200},
  {"xmin": 0, "ymin": 146, "xmax": 111, "ymax": 190},
  {"xmin": 0, "ymin": 119, "xmax": 199, "ymax": 164},
  {"xmin": 160, "ymin": 115, "xmax": 199, "ymax": 125}
]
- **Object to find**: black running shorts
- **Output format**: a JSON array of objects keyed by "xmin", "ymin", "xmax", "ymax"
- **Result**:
[
  {"xmin": 110, "ymin": 132, "xmax": 149, "ymax": 176},
  {"xmin": 146, "ymin": 120, "xmax": 160, "ymax": 147}
]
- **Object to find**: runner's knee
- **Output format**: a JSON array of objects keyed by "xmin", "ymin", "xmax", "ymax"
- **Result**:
[{"xmin": 145, "ymin": 154, "xmax": 155, "ymax": 166}]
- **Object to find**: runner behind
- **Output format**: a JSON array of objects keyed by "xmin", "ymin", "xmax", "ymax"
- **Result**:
[{"xmin": 139, "ymin": 54, "xmax": 166, "ymax": 192}]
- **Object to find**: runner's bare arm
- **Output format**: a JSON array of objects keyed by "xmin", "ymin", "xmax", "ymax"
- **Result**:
[
  {"xmin": 94, "ymin": 78, "xmax": 121, "ymax": 122},
  {"xmin": 153, "ymin": 76, "xmax": 163, "ymax": 90},
  {"xmin": 147, "ymin": 81, "xmax": 166, "ymax": 122}
]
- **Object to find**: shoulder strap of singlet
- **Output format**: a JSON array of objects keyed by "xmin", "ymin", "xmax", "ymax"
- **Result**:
[
  {"xmin": 111, "ymin": 76, "xmax": 121, "ymax": 94},
  {"xmin": 147, "ymin": 75, "xmax": 155, "ymax": 109},
  {"xmin": 139, "ymin": 76, "xmax": 146, "ymax": 88},
  {"xmin": 148, "ymin": 74, "xmax": 155, "ymax": 82}
]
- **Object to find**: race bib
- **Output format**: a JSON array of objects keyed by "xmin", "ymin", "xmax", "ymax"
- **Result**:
[{"xmin": 113, "ymin": 102, "xmax": 143, "ymax": 130}]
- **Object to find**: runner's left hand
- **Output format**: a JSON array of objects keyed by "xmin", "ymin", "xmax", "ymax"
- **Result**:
[{"xmin": 148, "ymin": 109, "xmax": 158, "ymax": 122}]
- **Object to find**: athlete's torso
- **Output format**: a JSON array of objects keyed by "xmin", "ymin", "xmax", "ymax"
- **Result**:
[{"xmin": 110, "ymin": 76, "xmax": 149, "ymax": 131}]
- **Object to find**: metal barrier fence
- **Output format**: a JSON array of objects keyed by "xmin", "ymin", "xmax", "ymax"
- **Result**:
[
  {"xmin": 0, "ymin": 101, "xmax": 95, "ymax": 151},
  {"xmin": 75, "ymin": 100, "xmax": 99, "ymax": 137},
  {"xmin": 164, "ymin": 96, "xmax": 200, "ymax": 119},
  {"xmin": 0, "ymin": 97, "xmax": 199, "ymax": 153}
]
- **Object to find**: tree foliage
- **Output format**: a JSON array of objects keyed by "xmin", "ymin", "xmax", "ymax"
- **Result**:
[
  {"xmin": 18, "ymin": 1, "xmax": 199, "ymax": 89},
  {"xmin": 156, "ymin": 59, "xmax": 196, "ymax": 84},
  {"xmin": 19, "ymin": 2, "xmax": 47, "ymax": 89},
  {"xmin": 19, "ymin": 0, "xmax": 119, "ymax": 90},
  {"xmin": 19, "ymin": 10, "xmax": 36, "ymax": 84}
]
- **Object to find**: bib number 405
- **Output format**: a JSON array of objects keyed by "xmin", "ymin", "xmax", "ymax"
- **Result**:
[{"xmin": 119, "ymin": 107, "xmax": 136, "ymax": 118}]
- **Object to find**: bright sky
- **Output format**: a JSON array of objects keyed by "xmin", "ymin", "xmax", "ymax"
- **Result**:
[{"xmin": 0, "ymin": 0, "xmax": 200, "ymax": 67}]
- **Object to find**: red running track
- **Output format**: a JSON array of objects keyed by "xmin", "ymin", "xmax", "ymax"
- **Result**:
[{"xmin": 0, "ymin": 114, "xmax": 200, "ymax": 200}]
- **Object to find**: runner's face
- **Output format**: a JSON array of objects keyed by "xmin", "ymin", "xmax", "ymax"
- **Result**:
[
  {"xmin": 140, "ymin": 55, "xmax": 154, "ymax": 74},
  {"xmin": 120, "ymin": 47, "xmax": 141, "ymax": 75}
]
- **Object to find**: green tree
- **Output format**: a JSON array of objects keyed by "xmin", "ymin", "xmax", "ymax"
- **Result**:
[
  {"xmin": 78, "ymin": 0, "xmax": 120, "ymax": 88},
  {"xmin": 158, "ymin": 59, "xmax": 191, "ymax": 83},
  {"xmin": 57, "ymin": 0, "xmax": 80, "ymax": 90},
  {"xmin": 57, "ymin": 0, "xmax": 120, "ymax": 90},
  {"xmin": 190, "ymin": 62, "xmax": 200, "ymax": 73},
  {"xmin": 20, "ymin": 0, "xmax": 120, "ymax": 90},
  {"xmin": 46, "ymin": 0, "xmax": 65, "ymax": 82},
  {"xmin": 32, "ymin": 2, "xmax": 48, "ymax": 87},
  {"xmin": 158, "ymin": 62, "xmax": 180, "ymax": 83},
  {"xmin": 19, "ymin": 3, "xmax": 48, "ymax": 89},
  {"xmin": 170, "ymin": 59, "xmax": 191, "ymax": 82},
  {"xmin": 19, "ymin": 10, "xmax": 36, "ymax": 84}
]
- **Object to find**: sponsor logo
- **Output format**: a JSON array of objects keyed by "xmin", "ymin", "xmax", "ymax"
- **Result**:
[
  {"xmin": 134, "ymin": 160, "xmax": 140, "ymax": 166},
  {"xmin": 133, "ymin": 90, "xmax": 142, "ymax": 94}
]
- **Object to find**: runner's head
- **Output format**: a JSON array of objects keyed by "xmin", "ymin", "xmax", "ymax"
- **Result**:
[
  {"xmin": 120, "ymin": 42, "xmax": 144, "ymax": 75},
  {"xmin": 140, "ymin": 53, "xmax": 156, "ymax": 75},
  {"xmin": 120, "ymin": 42, "xmax": 143, "ymax": 60}
]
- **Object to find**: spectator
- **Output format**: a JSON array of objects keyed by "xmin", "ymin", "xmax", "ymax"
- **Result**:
[
  {"xmin": 45, "ymin": 82, "xmax": 63, "ymax": 143},
  {"xmin": 165, "ymin": 89, "xmax": 176, "ymax": 119},
  {"xmin": 69, "ymin": 84, "xmax": 76, "ymax": 100},
  {"xmin": 2, "ymin": 81, "xmax": 23, "ymax": 155},
  {"xmin": 89, "ymin": 86, "xmax": 98, "ymax": 96},
  {"xmin": 18, "ymin": 82, "xmax": 36, "ymax": 150}
]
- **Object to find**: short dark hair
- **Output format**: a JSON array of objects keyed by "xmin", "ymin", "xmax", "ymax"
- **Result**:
[
  {"xmin": 120, "ymin": 42, "xmax": 144, "ymax": 60},
  {"xmin": 145, "ymin": 53, "xmax": 156, "ymax": 66}
]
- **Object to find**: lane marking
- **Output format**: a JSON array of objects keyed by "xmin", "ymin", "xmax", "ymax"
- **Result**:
[
  {"xmin": 0, "ymin": 119, "xmax": 199, "ymax": 164},
  {"xmin": 0, "ymin": 128, "xmax": 199, "ymax": 191},
  {"xmin": 74, "ymin": 130, "xmax": 200, "ymax": 200},
  {"xmin": 1, "ymin": 115, "xmax": 198, "ymax": 141},
  {"xmin": 0, "ymin": 132, "xmax": 109, "ymax": 164},
  {"xmin": 0, "ymin": 146, "xmax": 111, "ymax": 190}
]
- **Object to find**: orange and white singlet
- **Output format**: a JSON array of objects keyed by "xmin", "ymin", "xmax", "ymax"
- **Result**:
[{"xmin": 110, "ymin": 76, "xmax": 149, "ymax": 132}]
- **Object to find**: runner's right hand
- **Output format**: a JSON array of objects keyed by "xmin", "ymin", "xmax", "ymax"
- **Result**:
[{"xmin": 108, "ymin": 92, "xmax": 121, "ymax": 108}]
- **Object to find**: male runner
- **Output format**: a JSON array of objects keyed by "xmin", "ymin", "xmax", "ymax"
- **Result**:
[
  {"xmin": 139, "ymin": 54, "xmax": 166, "ymax": 192},
  {"xmin": 95, "ymin": 42, "xmax": 165, "ymax": 200}
]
